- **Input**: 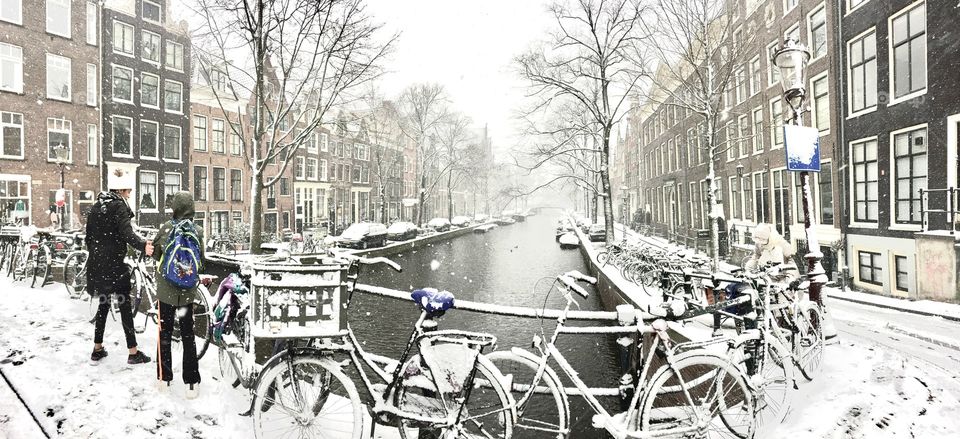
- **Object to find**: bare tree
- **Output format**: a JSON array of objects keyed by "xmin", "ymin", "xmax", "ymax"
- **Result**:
[
  {"xmin": 637, "ymin": 0, "xmax": 756, "ymax": 268},
  {"xmin": 191, "ymin": 0, "xmax": 393, "ymax": 253},
  {"xmin": 396, "ymin": 83, "xmax": 448, "ymax": 226},
  {"xmin": 435, "ymin": 113, "xmax": 476, "ymax": 220},
  {"xmin": 517, "ymin": 0, "xmax": 647, "ymax": 242},
  {"xmin": 356, "ymin": 89, "xmax": 404, "ymax": 223}
]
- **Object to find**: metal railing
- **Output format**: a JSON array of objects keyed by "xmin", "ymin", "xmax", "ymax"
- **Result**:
[{"xmin": 919, "ymin": 187, "xmax": 958, "ymax": 234}]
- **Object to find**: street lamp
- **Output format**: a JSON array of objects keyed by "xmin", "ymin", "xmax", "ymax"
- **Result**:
[
  {"xmin": 52, "ymin": 142, "xmax": 69, "ymax": 232},
  {"xmin": 772, "ymin": 37, "xmax": 828, "ymax": 307}
]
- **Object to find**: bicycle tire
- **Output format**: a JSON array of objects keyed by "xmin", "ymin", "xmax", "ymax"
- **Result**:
[
  {"xmin": 597, "ymin": 251, "xmax": 609, "ymax": 266},
  {"xmin": 194, "ymin": 285, "xmax": 213, "ymax": 360},
  {"xmin": 793, "ymin": 303, "xmax": 824, "ymax": 381},
  {"xmin": 635, "ymin": 352, "xmax": 755, "ymax": 439},
  {"xmin": 7, "ymin": 243, "xmax": 21, "ymax": 278},
  {"xmin": 252, "ymin": 356, "xmax": 364, "ymax": 439},
  {"xmin": 63, "ymin": 251, "xmax": 88, "ymax": 297},
  {"xmin": 486, "ymin": 350, "xmax": 569, "ymax": 438},
  {"xmin": 31, "ymin": 245, "xmax": 51, "ymax": 288},
  {"xmin": 732, "ymin": 335, "xmax": 793, "ymax": 432},
  {"xmin": 396, "ymin": 354, "xmax": 514, "ymax": 439}
]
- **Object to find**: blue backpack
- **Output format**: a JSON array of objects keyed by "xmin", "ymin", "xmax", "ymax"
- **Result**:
[{"xmin": 159, "ymin": 220, "xmax": 203, "ymax": 289}]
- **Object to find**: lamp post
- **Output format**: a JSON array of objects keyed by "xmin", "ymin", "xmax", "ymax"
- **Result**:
[
  {"xmin": 772, "ymin": 37, "xmax": 829, "ymax": 306},
  {"xmin": 53, "ymin": 142, "xmax": 69, "ymax": 232},
  {"xmin": 620, "ymin": 185, "xmax": 629, "ymax": 227}
]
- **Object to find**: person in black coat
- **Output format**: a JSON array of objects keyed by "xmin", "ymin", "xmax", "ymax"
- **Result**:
[{"xmin": 86, "ymin": 168, "xmax": 154, "ymax": 364}]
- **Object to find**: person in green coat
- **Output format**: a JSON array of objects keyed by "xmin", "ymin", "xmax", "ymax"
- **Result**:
[{"xmin": 151, "ymin": 191, "xmax": 205, "ymax": 399}]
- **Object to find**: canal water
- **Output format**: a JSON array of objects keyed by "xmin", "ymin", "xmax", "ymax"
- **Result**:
[{"xmin": 349, "ymin": 211, "xmax": 622, "ymax": 435}]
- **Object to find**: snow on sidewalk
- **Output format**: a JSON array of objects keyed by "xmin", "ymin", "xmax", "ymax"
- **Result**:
[
  {"xmin": 825, "ymin": 287, "xmax": 960, "ymax": 321},
  {"xmin": 0, "ymin": 368, "xmax": 45, "ymax": 439}
]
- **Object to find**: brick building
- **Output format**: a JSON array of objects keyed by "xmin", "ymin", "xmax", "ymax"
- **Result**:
[
  {"xmin": 100, "ymin": 0, "xmax": 191, "ymax": 227},
  {"xmin": 0, "ymin": 0, "xmax": 102, "ymax": 228}
]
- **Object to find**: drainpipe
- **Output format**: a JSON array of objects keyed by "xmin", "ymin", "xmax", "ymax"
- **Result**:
[{"xmin": 833, "ymin": 0, "xmax": 850, "ymax": 290}]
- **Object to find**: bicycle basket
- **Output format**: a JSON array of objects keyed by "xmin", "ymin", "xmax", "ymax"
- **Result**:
[{"xmin": 249, "ymin": 262, "xmax": 348, "ymax": 339}]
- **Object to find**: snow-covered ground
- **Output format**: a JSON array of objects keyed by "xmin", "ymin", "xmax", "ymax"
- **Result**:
[{"xmin": 2, "ymin": 263, "xmax": 960, "ymax": 437}]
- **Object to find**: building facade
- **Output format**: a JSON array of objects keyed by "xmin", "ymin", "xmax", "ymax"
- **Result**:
[
  {"xmin": 0, "ymin": 0, "xmax": 102, "ymax": 228},
  {"xmin": 101, "ymin": 0, "xmax": 191, "ymax": 227},
  {"xmin": 838, "ymin": 0, "xmax": 960, "ymax": 299}
]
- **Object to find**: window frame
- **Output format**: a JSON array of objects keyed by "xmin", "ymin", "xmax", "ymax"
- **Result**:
[
  {"xmin": 769, "ymin": 97, "xmax": 784, "ymax": 149},
  {"xmin": 111, "ymin": 115, "xmax": 134, "ymax": 158},
  {"xmin": 212, "ymin": 118, "xmax": 226, "ymax": 153},
  {"xmin": 141, "ymin": 29, "xmax": 162, "ymax": 65},
  {"xmin": 163, "ymin": 172, "xmax": 181, "ymax": 211},
  {"xmin": 0, "ymin": 111, "xmax": 24, "ymax": 159},
  {"xmin": 230, "ymin": 169, "xmax": 243, "ymax": 202},
  {"xmin": 163, "ymin": 80, "xmax": 183, "ymax": 114},
  {"xmin": 1, "ymin": 0, "xmax": 23, "ymax": 25},
  {"xmin": 894, "ymin": 255, "xmax": 910, "ymax": 293},
  {"xmin": 85, "ymin": 1, "xmax": 97, "ymax": 45},
  {"xmin": 810, "ymin": 71, "xmax": 830, "ymax": 134},
  {"xmin": 847, "ymin": 27, "xmax": 878, "ymax": 117},
  {"xmin": 165, "ymin": 41, "xmax": 184, "ymax": 72},
  {"xmin": 139, "ymin": 119, "xmax": 160, "ymax": 160},
  {"xmin": 887, "ymin": 0, "xmax": 927, "ymax": 106},
  {"xmin": 140, "ymin": 72, "xmax": 160, "ymax": 108},
  {"xmin": 142, "ymin": 0, "xmax": 162, "ymax": 25},
  {"xmin": 194, "ymin": 166, "xmax": 208, "ymax": 201},
  {"xmin": 86, "ymin": 124, "xmax": 97, "ymax": 165},
  {"xmin": 849, "ymin": 136, "xmax": 880, "ymax": 227},
  {"xmin": 162, "ymin": 124, "xmax": 182, "ymax": 162},
  {"xmin": 889, "ymin": 123, "xmax": 928, "ymax": 229},
  {"xmin": 857, "ymin": 250, "xmax": 883, "ymax": 286},
  {"xmin": 138, "ymin": 170, "xmax": 159, "ymax": 212},
  {"xmin": 111, "ymin": 64, "xmax": 133, "ymax": 104},
  {"xmin": 46, "ymin": 0, "xmax": 71, "ymax": 38},
  {"xmin": 807, "ymin": 3, "xmax": 828, "ymax": 61},
  {"xmin": 212, "ymin": 167, "xmax": 226, "ymax": 201},
  {"xmin": 46, "ymin": 53, "xmax": 72, "ymax": 102},
  {"xmin": 85, "ymin": 63, "xmax": 97, "ymax": 106},
  {"xmin": 0, "ymin": 42, "xmax": 24, "ymax": 94},
  {"xmin": 112, "ymin": 21, "xmax": 135, "ymax": 57},
  {"xmin": 193, "ymin": 115, "xmax": 207, "ymax": 152}
]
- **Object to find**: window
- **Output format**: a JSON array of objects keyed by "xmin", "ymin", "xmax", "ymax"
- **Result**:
[
  {"xmin": 230, "ymin": 169, "xmax": 242, "ymax": 201},
  {"xmin": 192, "ymin": 115, "xmax": 207, "ymax": 151},
  {"xmin": 266, "ymin": 186, "xmax": 277, "ymax": 209},
  {"xmin": 1, "ymin": 112, "xmax": 24, "ymax": 158},
  {"xmin": 306, "ymin": 158, "xmax": 317, "ymax": 180},
  {"xmin": 141, "ymin": 73, "xmax": 159, "ymax": 107},
  {"xmin": 353, "ymin": 165, "xmax": 362, "ymax": 183},
  {"xmin": 213, "ymin": 168, "xmax": 225, "ymax": 201},
  {"xmin": 111, "ymin": 116, "xmax": 132, "ymax": 156},
  {"xmin": 858, "ymin": 251, "xmax": 882, "ymax": 285},
  {"xmin": 895, "ymin": 255, "xmax": 910, "ymax": 292},
  {"xmin": 46, "ymin": 0, "xmax": 70, "ymax": 37},
  {"xmin": 142, "ymin": 0, "xmax": 161, "ymax": 23},
  {"xmin": 232, "ymin": 211, "xmax": 243, "ymax": 227},
  {"xmin": 165, "ymin": 41, "xmax": 183, "ymax": 71},
  {"xmin": 320, "ymin": 133, "xmax": 328, "ymax": 151},
  {"xmin": 851, "ymin": 139, "xmax": 879, "ymax": 222},
  {"xmin": 892, "ymin": 127, "xmax": 927, "ymax": 224},
  {"xmin": 0, "ymin": 43, "xmax": 23, "ymax": 93},
  {"xmin": 46, "ymin": 54, "xmax": 71, "ymax": 101},
  {"xmin": 819, "ymin": 162, "xmax": 834, "ymax": 225},
  {"xmin": 140, "ymin": 120, "xmax": 158, "ymax": 158},
  {"xmin": 743, "ymin": 174, "xmax": 753, "ymax": 220},
  {"xmin": 784, "ymin": 0, "xmax": 799, "ymax": 13},
  {"xmin": 307, "ymin": 132, "xmax": 318, "ymax": 152},
  {"xmin": 212, "ymin": 119, "xmax": 225, "ymax": 153},
  {"xmin": 329, "ymin": 161, "xmax": 336, "ymax": 181},
  {"xmin": 111, "ymin": 65, "xmax": 132, "ymax": 103},
  {"xmin": 737, "ymin": 115, "xmax": 748, "ymax": 158},
  {"xmin": 142, "ymin": 31, "xmax": 161, "ymax": 63},
  {"xmin": 164, "ymin": 80, "xmax": 183, "ymax": 113},
  {"xmin": 85, "ymin": 2, "xmax": 97, "ymax": 45},
  {"xmin": 230, "ymin": 124, "xmax": 241, "ymax": 155},
  {"xmin": 139, "ymin": 171, "xmax": 158, "ymax": 210},
  {"xmin": 849, "ymin": 0, "xmax": 870, "ymax": 12},
  {"xmin": 194, "ymin": 211, "xmax": 205, "ymax": 230},
  {"xmin": 295, "ymin": 157, "xmax": 305, "ymax": 179},
  {"xmin": 752, "ymin": 107, "xmax": 763, "ymax": 153},
  {"xmin": 194, "ymin": 166, "xmax": 207, "ymax": 201},
  {"xmin": 849, "ymin": 30, "xmax": 878, "ymax": 114},
  {"xmin": 85, "ymin": 64, "xmax": 96, "ymax": 106},
  {"xmin": 162, "ymin": 125, "xmax": 181, "ymax": 161},
  {"xmin": 164, "ymin": 173, "xmax": 180, "ymax": 208},
  {"xmin": 809, "ymin": 5, "xmax": 827, "ymax": 59},
  {"xmin": 807, "ymin": 74, "xmax": 829, "ymax": 133},
  {"xmin": 769, "ymin": 98, "xmax": 784, "ymax": 148},
  {"xmin": 320, "ymin": 159, "xmax": 328, "ymax": 181},
  {"xmin": 86, "ymin": 124, "xmax": 97, "ymax": 165},
  {"xmin": 209, "ymin": 69, "xmax": 227, "ymax": 93},
  {"xmin": 1, "ymin": 0, "xmax": 22, "ymax": 24},
  {"xmin": 729, "ymin": 176, "xmax": 741, "ymax": 219},
  {"xmin": 735, "ymin": 66, "xmax": 746, "ymax": 103},
  {"xmin": 754, "ymin": 172, "xmax": 770, "ymax": 223},
  {"xmin": 280, "ymin": 178, "xmax": 289, "ymax": 196},
  {"xmin": 890, "ymin": 2, "xmax": 926, "ymax": 100},
  {"xmin": 767, "ymin": 42, "xmax": 780, "ymax": 86},
  {"xmin": 749, "ymin": 56, "xmax": 761, "ymax": 96},
  {"xmin": 772, "ymin": 170, "xmax": 791, "ymax": 237},
  {"xmin": 113, "ymin": 22, "xmax": 135, "ymax": 55}
]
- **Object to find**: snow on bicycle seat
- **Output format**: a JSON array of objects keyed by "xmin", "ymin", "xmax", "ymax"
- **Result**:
[{"xmin": 412, "ymin": 288, "xmax": 455, "ymax": 315}]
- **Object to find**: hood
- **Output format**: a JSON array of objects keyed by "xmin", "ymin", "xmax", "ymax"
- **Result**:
[{"xmin": 170, "ymin": 191, "xmax": 196, "ymax": 220}]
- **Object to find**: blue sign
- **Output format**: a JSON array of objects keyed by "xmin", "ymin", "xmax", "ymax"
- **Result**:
[{"xmin": 783, "ymin": 125, "xmax": 821, "ymax": 172}]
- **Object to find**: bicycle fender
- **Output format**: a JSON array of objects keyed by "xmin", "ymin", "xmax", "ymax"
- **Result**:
[
  {"xmin": 501, "ymin": 347, "xmax": 570, "ymax": 417},
  {"xmin": 252, "ymin": 346, "xmax": 340, "ymax": 391}
]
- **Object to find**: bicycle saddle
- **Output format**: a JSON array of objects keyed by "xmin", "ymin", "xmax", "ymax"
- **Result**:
[{"xmin": 411, "ymin": 288, "xmax": 455, "ymax": 316}]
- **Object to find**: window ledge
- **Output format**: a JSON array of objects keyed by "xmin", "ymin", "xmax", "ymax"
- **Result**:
[
  {"xmin": 887, "ymin": 89, "xmax": 927, "ymax": 108},
  {"xmin": 848, "ymin": 221, "xmax": 879, "ymax": 229},
  {"xmin": 847, "ymin": 107, "xmax": 878, "ymax": 120},
  {"xmin": 888, "ymin": 224, "xmax": 922, "ymax": 232},
  {"xmin": 139, "ymin": 209, "xmax": 160, "ymax": 213}
]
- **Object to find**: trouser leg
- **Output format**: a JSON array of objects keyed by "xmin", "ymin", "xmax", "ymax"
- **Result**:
[
  {"xmin": 114, "ymin": 292, "xmax": 138, "ymax": 349},
  {"xmin": 179, "ymin": 306, "xmax": 201, "ymax": 385},
  {"xmin": 92, "ymin": 291, "xmax": 110, "ymax": 344},
  {"xmin": 157, "ymin": 301, "xmax": 175, "ymax": 382}
]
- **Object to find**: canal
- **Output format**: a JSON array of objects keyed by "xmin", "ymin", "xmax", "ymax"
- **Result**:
[{"xmin": 348, "ymin": 210, "xmax": 622, "ymax": 436}]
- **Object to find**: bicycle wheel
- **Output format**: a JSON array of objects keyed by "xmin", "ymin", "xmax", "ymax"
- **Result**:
[
  {"xmin": 252, "ymin": 356, "xmax": 364, "ymax": 439},
  {"xmin": 793, "ymin": 304, "xmax": 824, "ymax": 381},
  {"xmin": 487, "ymin": 350, "xmax": 569, "ymax": 438},
  {"xmin": 31, "ymin": 245, "xmax": 51, "ymax": 288},
  {"xmin": 63, "ymin": 251, "xmax": 88, "ymax": 297},
  {"xmin": 597, "ymin": 251, "xmax": 609, "ymax": 266},
  {"xmin": 396, "ymin": 354, "xmax": 514, "ymax": 439},
  {"xmin": 732, "ymin": 336, "xmax": 792, "ymax": 432},
  {"xmin": 635, "ymin": 353, "xmax": 754, "ymax": 439},
  {"xmin": 193, "ymin": 285, "xmax": 213, "ymax": 360},
  {"xmin": 19, "ymin": 247, "xmax": 36, "ymax": 283}
]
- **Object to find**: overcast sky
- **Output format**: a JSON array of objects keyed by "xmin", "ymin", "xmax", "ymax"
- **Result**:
[{"xmin": 173, "ymin": 0, "xmax": 554, "ymax": 159}]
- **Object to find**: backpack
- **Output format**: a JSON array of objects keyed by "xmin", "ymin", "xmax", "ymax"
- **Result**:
[{"xmin": 159, "ymin": 220, "xmax": 203, "ymax": 289}]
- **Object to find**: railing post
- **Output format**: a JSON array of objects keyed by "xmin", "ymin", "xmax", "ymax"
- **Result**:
[
  {"xmin": 950, "ymin": 187, "xmax": 956, "ymax": 235},
  {"xmin": 919, "ymin": 188, "xmax": 926, "ymax": 232}
]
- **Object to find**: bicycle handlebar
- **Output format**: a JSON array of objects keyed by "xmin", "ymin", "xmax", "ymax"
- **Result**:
[
  {"xmin": 564, "ymin": 270, "xmax": 596, "ymax": 285},
  {"xmin": 328, "ymin": 250, "xmax": 403, "ymax": 272},
  {"xmin": 558, "ymin": 274, "xmax": 590, "ymax": 298}
]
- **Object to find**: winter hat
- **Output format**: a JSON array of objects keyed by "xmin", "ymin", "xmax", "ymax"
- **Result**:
[
  {"xmin": 107, "ymin": 168, "xmax": 136, "ymax": 190},
  {"xmin": 753, "ymin": 223, "xmax": 772, "ymax": 244}
]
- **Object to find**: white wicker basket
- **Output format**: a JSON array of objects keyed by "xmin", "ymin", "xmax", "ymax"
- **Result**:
[{"xmin": 249, "ymin": 262, "xmax": 349, "ymax": 339}]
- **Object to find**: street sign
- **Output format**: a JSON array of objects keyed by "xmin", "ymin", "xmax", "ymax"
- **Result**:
[{"xmin": 783, "ymin": 124, "xmax": 821, "ymax": 172}]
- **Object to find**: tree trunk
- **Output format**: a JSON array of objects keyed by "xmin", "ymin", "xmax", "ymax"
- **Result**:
[
  {"xmin": 417, "ymin": 174, "xmax": 426, "ymax": 226},
  {"xmin": 706, "ymin": 127, "xmax": 720, "ymax": 271},
  {"xmin": 601, "ymin": 128, "xmax": 615, "ymax": 243},
  {"xmin": 249, "ymin": 171, "xmax": 264, "ymax": 255},
  {"xmin": 380, "ymin": 184, "xmax": 388, "ymax": 224},
  {"xmin": 447, "ymin": 171, "xmax": 453, "ymax": 220}
]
